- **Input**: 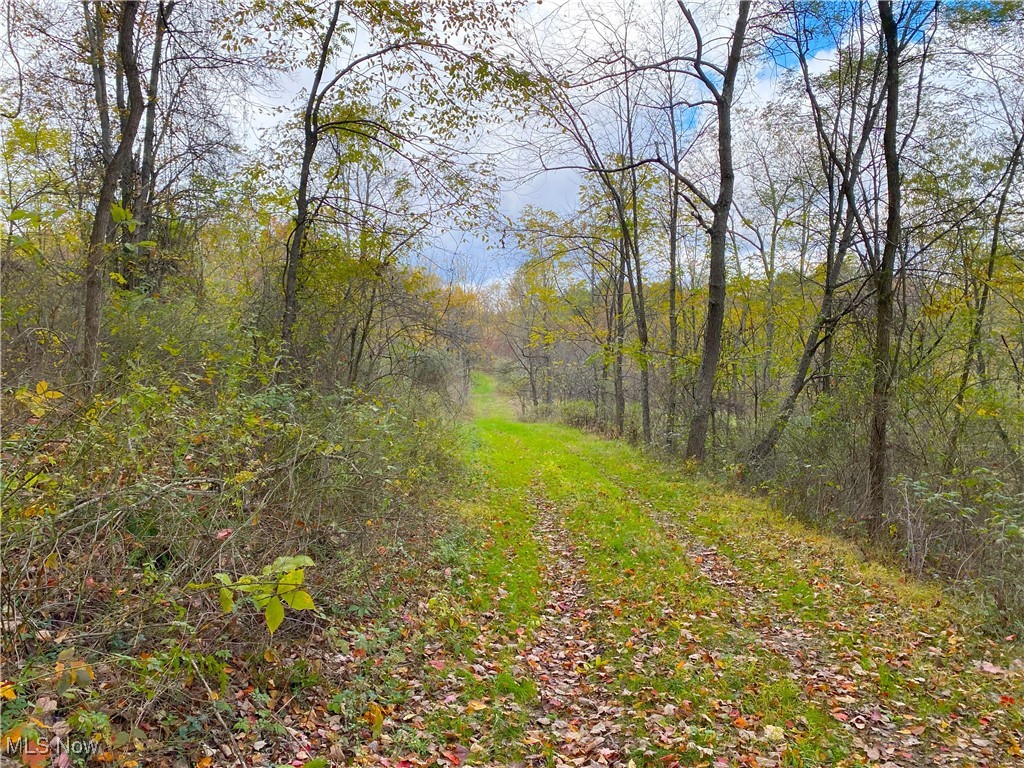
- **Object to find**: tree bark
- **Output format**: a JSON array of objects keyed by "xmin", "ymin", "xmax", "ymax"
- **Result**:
[
  {"xmin": 613, "ymin": 247, "xmax": 626, "ymax": 436},
  {"xmin": 666, "ymin": 172, "xmax": 681, "ymax": 452},
  {"xmin": 82, "ymin": 1, "xmax": 111, "ymax": 164},
  {"xmin": 133, "ymin": 1, "xmax": 175, "ymax": 286}
]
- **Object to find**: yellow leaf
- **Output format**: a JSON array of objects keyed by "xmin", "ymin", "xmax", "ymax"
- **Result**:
[
  {"xmin": 264, "ymin": 596, "xmax": 285, "ymax": 633},
  {"xmin": 0, "ymin": 682, "xmax": 15, "ymax": 700},
  {"xmin": 1, "ymin": 724, "xmax": 23, "ymax": 750},
  {"xmin": 366, "ymin": 703, "xmax": 384, "ymax": 737},
  {"xmin": 35, "ymin": 381, "xmax": 49, "ymax": 394}
]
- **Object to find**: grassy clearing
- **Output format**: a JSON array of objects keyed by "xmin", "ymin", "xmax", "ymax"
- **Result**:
[{"xmin": 412, "ymin": 372, "xmax": 1023, "ymax": 766}]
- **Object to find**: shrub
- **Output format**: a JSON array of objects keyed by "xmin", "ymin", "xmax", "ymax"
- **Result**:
[
  {"xmin": 560, "ymin": 399, "xmax": 597, "ymax": 430},
  {"xmin": 0, "ymin": 301, "xmax": 463, "ymax": 759}
]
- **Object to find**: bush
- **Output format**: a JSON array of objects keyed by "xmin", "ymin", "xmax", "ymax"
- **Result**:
[
  {"xmin": 0, "ymin": 302, "xmax": 463, "ymax": 759},
  {"xmin": 894, "ymin": 470, "xmax": 1024, "ymax": 629},
  {"xmin": 560, "ymin": 399, "xmax": 597, "ymax": 430}
]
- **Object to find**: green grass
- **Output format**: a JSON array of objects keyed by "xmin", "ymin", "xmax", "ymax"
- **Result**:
[{"xmin": 388, "ymin": 373, "xmax": 1024, "ymax": 766}]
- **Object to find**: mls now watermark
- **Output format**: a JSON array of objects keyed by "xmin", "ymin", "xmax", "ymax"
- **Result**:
[{"xmin": 4, "ymin": 737, "xmax": 103, "ymax": 759}]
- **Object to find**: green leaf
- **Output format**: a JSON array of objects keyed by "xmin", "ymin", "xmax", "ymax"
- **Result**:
[
  {"xmin": 219, "ymin": 587, "xmax": 235, "ymax": 614},
  {"xmin": 282, "ymin": 589, "xmax": 314, "ymax": 611},
  {"xmin": 265, "ymin": 596, "xmax": 285, "ymax": 634},
  {"xmin": 269, "ymin": 555, "xmax": 315, "ymax": 574},
  {"xmin": 277, "ymin": 568, "xmax": 304, "ymax": 595}
]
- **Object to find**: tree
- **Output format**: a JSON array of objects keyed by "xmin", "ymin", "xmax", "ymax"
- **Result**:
[
  {"xmin": 82, "ymin": 0, "xmax": 143, "ymax": 382},
  {"xmin": 656, "ymin": 1, "xmax": 751, "ymax": 461},
  {"xmin": 749, "ymin": 1, "xmax": 888, "ymax": 463},
  {"xmin": 278, "ymin": 0, "xmax": 515, "ymax": 360}
]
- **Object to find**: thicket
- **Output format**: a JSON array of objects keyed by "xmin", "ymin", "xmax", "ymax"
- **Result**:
[{"xmin": 1, "ymin": 270, "xmax": 467, "ymax": 756}]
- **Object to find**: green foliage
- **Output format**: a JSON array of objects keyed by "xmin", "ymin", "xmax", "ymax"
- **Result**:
[
  {"xmin": 559, "ymin": 399, "xmax": 598, "ymax": 431},
  {"xmin": 0, "ymin": 286, "xmax": 465, "ymax": 762},
  {"xmin": 215, "ymin": 556, "xmax": 318, "ymax": 634}
]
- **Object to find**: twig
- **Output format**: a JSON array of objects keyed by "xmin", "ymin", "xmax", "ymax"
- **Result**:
[{"xmin": 189, "ymin": 657, "xmax": 247, "ymax": 767}]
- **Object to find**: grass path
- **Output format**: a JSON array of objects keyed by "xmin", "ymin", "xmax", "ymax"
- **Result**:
[{"xmin": 350, "ymin": 374, "xmax": 1023, "ymax": 768}]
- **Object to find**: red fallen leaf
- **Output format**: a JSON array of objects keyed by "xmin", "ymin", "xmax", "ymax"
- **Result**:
[
  {"xmin": 215, "ymin": 528, "xmax": 233, "ymax": 541},
  {"xmin": 441, "ymin": 745, "xmax": 469, "ymax": 765},
  {"xmin": 429, "ymin": 659, "xmax": 445, "ymax": 670},
  {"xmin": 22, "ymin": 741, "xmax": 49, "ymax": 768},
  {"xmin": 832, "ymin": 711, "xmax": 849, "ymax": 722},
  {"xmin": 1000, "ymin": 695, "xmax": 1016, "ymax": 705}
]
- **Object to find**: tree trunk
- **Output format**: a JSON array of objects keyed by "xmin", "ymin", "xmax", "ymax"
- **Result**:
[
  {"xmin": 82, "ymin": 1, "xmax": 111, "ymax": 164},
  {"xmin": 613, "ymin": 249, "xmax": 626, "ymax": 436},
  {"xmin": 868, "ymin": 0, "xmax": 902, "ymax": 537},
  {"xmin": 684, "ymin": 2, "xmax": 749, "ymax": 460},
  {"xmin": 133, "ymin": 1, "xmax": 174, "ymax": 287},
  {"xmin": 943, "ymin": 131, "xmax": 1024, "ymax": 473},
  {"xmin": 749, "ymin": 212, "xmax": 855, "ymax": 463},
  {"xmin": 666, "ymin": 174, "xmax": 680, "ymax": 452},
  {"xmin": 622, "ymin": 66, "xmax": 651, "ymax": 445},
  {"xmin": 282, "ymin": 2, "xmax": 343, "ymax": 354},
  {"xmin": 82, "ymin": 1, "xmax": 144, "ymax": 383},
  {"xmin": 749, "ymin": 2, "xmax": 888, "ymax": 462}
]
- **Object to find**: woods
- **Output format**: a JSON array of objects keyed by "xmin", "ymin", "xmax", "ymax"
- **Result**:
[
  {"xmin": 495, "ymin": 0, "xmax": 1024, "ymax": 618},
  {"xmin": 1, "ymin": 0, "xmax": 1023, "ymax": 766}
]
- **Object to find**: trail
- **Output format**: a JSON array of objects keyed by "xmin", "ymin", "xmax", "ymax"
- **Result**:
[{"xmin": 343, "ymin": 375, "xmax": 1023, "ymax": 768}]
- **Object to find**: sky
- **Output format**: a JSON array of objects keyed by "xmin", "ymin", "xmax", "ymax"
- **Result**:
[{"xmin": 240, "ymin": 0, "xmax": 850, "ymax": 288}]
